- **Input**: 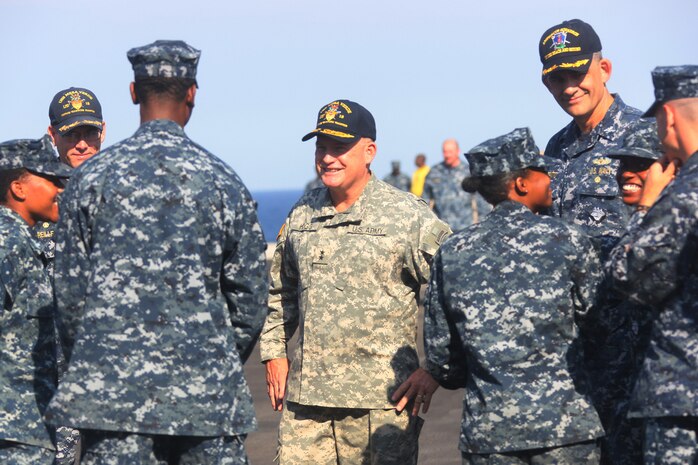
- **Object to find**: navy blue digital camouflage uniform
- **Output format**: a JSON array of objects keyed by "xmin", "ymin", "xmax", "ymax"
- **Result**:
[
  {"xmin": 607, "ymin": 65, "xmax": 698, "ymax": 465},
  {"xmin": 44, "ymin": 41, "xmax": 268, "ymax": 465},
  {"xmin": 425, "ymin": 128, "xmax": 604, "ymax": 464},
  {"xmin": 422, "ymin": 161, "xmax": 490, "ymax": 231},
  {"xmin": 0, "ymin": 138, "xmax": 72, "ymax": 465}
]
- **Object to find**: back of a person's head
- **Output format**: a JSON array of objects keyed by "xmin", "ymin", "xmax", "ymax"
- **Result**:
[{"xmin": 133, "ymin": 77, "xmax": 196, "ymax": 104}]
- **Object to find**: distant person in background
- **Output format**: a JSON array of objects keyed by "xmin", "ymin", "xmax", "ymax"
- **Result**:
[
  {"xmin": 383, "ymin": 160, "xmax": 411, "ymax": 191},
  {"xmin": 304, "ymin": 172, "xmax": 324, "ymax": 192},
  {"xmin": 422, "ymin": 138, "xmax": 490, "ymax": 231},
  {"xmin": 410, "ymin": 153, "xmax": 429, "ymax": 196}
]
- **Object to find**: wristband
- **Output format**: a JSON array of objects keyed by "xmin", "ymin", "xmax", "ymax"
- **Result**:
[{"xmin": 636, "ymin": 204, "xmax": 651, "ymax": 212}]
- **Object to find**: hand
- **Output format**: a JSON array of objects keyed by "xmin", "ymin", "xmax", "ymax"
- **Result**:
[
  {"xmin": 638, "ymin": 158, "xmax": 677, "ymax": 208},
  {"xmin": 391, "ymin": 368, "xmax": 439, "ymax": 416},
  {"xmin": 265, "ymin": 358, "xmax": 289, "ymax": 411}
]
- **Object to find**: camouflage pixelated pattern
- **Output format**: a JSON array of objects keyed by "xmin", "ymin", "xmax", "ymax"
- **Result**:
[
  {"xmin": 0, "ymin": 207, "xmax": 57, "ymax": 450},
  {"xmin": 608, "ymin": 117, "xmax": 662, "ymax": 161},
  {"xmin": 544, "ymin": 94, "xmax": 642, "ymax": 256},
  {"xmin": 422, "ymin": 161, "xmax": 491, "ymax": 231},
  {"xmin": 0, "ymin": 136, "xmax": 71, "ymax": 178},
  {"xmin": 80, "ymin": 431, "xmax": 249, "ymax": 465},
  {"xmin": 260, "ymin": 175, "xmax": 451, "ymax": 409},
  {"xmin": 382, "ymin": 172, "xmax": 412, "ymax": 191},
  {"xmin": 0, "ymin": 440, "xmax": 55, "ymax": 464},
  {"xmin": 32, "ymin": 221, "xmax": 56, "ymax": 275},
  {"xmin": 424, "ymin": 200, "xmax": 604, "ymax": 454},
  {"xmin": 45, "ymin": 119, "xmax": 268, "ymax": 436},
  {"xmin": 278, "ymin": 402, "xmax": 421, "ymax": 465},
  {"xmin": 304, "ymin": 176, "xmax": 324, "ymax": 193},
  {"xmin": 127, "ymin": 40, "xmax": 201, "ymax": 81},
  {"xmin": 645, "ymin": 65, "xmax": 698, "ymax": 115},
  {"xmin": 642, "ymin": 417, "xmax": 698, "ymax": 464},
  {"xmin": 465, "ymin": 127, "xmax": 545, "ymax": 176},
  {"xmin": 606, "ymin": 150, "xmax": 698, "ymax": 419},
  {"xmin": 461, "ymin": 439, "xmax": 600, "ymax": 464}
]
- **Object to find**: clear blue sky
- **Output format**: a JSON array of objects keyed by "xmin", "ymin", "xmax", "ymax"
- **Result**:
[{"xmin": 3, "ymin": 0, "xmax": 696, "ymax": 191}]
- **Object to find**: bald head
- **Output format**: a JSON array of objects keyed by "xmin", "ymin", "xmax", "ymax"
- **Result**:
[
  {"xmin": 657, "ymin": 97, "xmax": 698, "ymax": 164},
  {"xmin": 442, "ymin": 139, "xmax": 460, "ymax": 168}
]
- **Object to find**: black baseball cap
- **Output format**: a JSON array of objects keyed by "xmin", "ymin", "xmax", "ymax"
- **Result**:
[
  {"xmin": 49, "ymin": 87, "xmax": 103, "ymax": 135},
  {"xmin": 302, "ymin": 100, "xmax": 376, "ymax": 142},
  {"xmin": 539, "ymin": 19, "xmax": 602, "ymax": 77}
]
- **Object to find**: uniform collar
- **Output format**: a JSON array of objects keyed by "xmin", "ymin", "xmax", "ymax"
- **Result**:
[
  {"xmin": 135, "ymin": 119, "xmax": 186, "ymax": 137},
  {"xmin": 311, "ymin": 173, "xmax": 377, "ymax": 225},
  {"xmin": 492, "ymin": 199, "xmax": 532, "ymax": 216},
  {"xmin": 0, "ymin": 206, "xmax": 42, "ymax": 255}
]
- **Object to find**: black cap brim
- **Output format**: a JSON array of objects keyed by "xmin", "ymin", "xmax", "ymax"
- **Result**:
[
  {"xmin": 643, "ymin": 100, "xmax": 661, "ymax": 118},
  {"xmin": 607, "ymin": 148, "xmax": 660, "ymax": 161},
  {"xmin": 301, "ymin": 128, "xmax": 359, "ymax": 143},
  {"xmin": 55, "ymin": 115, "xmax": 103, "ymax": 135},
  {"xmin": 542, "ymin": 53, "xmax": 594, "ymax": 77}
]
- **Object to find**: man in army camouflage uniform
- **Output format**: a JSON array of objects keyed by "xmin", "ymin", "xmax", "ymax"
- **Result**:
[
  {"xmin": 260, "ymin": 99, "xmax": 451, "ymax": 464},
  {"xmin": 607, "ymin": 65, "xmax": 698, "ymax": 464},
  {"xmin": 538, "ymin": 19, "xmax": 644, "ymax": 463},
  {"xmin": 0, "ymin": 138, "xmax": 71, "ymax": 464},
  {"xmin": 422, "ymin": 138, "xmax": 490, "ymax": 231},
  {"xmin": 44, "ymin": 40, "xmax": 268, "ymax": 465},
  {"xmin": 424, "ymin": 127, "xmax": 604, "ymax": 464},
  {"xmin": 382, "ymin": 160, "xmax": 411, "ymax": 191}
]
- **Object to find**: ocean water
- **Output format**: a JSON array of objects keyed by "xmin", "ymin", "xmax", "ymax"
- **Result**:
[{"xmin": 252, "ymin": 189, "xmax": 304, "ymax": 242}]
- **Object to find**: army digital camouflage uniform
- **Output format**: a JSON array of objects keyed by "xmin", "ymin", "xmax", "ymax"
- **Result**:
[
  {"xmin": 0, "ymin": 206, "xmax": 57, "ymax": 464},
  {"xmin": 44, "ymin": 119, "xmax": 268, "ymax": 460},
  {"xmin": 382, "ymin": 171, "xmax": 411, "ymax": 191},
  {"xmin": 607, "ymin": 150, "xmax": 698, "ymax": 464},
  {"xmin": 424, "ymin": 200, "xmax": 604, "ymax": 462},
  {"xmin": 260, "ymin": 175, "xmax": 450, "ymax": 464},
  {"xmin": 422, "ymin": 161, "xmax": 490, "ymax": 231}
]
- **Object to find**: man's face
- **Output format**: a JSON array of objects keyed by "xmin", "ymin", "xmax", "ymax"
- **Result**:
[
  {"xmin": 655, "ymin": 105, "xmax": 684, "ymax": 165},
  {"xmin": 49, "ymin": 123, "xmax": 105, "ymax": 168},
  {"xmin": 442, "ymin": 140, "xmax": 460, "ymax": 167},
  {"xmin": 543, "ymin": 58, "xmax": 610, "ymax": 121},
  {"xmin": 315, "ymin": 135, "xmax": 375, "ymax": 192},
  {"xmin": 20, "ymin": 172, "xmax": 65, "ymax": 224},
  {"xmin": 617, "ymin": 157, "xmax": 654, "ymax": 205}
]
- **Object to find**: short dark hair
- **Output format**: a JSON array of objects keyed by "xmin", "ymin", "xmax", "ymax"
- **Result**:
[
  {"xmin": 0, "ymin": 168, "xmax": 28, "ymax": 203},
  {"xmin": 133, "ymin": 77, "xmax": 196, "ymax": 103},
  {"xmin": 461, "ymin": 168, "xmax": 529, "ymax": 205}
]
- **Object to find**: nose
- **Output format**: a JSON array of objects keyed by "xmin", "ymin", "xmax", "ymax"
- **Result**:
[{"xmin": 75, "ymin": 138, "xmax": 89, "ymax": 150}]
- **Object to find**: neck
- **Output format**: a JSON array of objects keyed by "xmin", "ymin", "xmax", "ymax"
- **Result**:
[
  {"xmin": 329, "ymin": 173, "xmax": 371, "ymax": 212},
  {"xmin": 575, "ymin": 91, "xmax": 615, "ymax": 134},
  {"xmin": 139, "ymin": 100, "xmax": 190, "ymax": 127},
  {"xmin": 445, "ymin": 159, "xmax": 460, "ymax": 168}
]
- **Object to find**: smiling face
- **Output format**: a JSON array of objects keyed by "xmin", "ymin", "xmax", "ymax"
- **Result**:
[
  {"xmin": 16, "ymin": 171, "xmax": 65, "ymax": 225},
  {"xmin": 543, "ymin": 56, "xmax": 612, "ymax": 128},
  {"xmin": 49, "ymin": 123, "xmax": 105, "ymax": 168},
  {"xmin": 617, "ymin": 157, "xmax": 655, "ymax": 205},
  {"xmin": 314, "ymin": 135, "xmax": 375, "ymax": 196}
]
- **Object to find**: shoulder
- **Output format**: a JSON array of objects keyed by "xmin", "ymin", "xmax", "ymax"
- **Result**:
[
  {"xmin": 371, "ymin": 179, "xmax": 432, "ymax": 215},
  {"xmin": 544, "ymin": 121, "xmax": 576, "ymax": 156}
]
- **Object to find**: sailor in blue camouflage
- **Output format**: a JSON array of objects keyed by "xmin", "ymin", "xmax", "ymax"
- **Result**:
[
  {"xmin": 607, "ymin": 65, "xmax": 698, "ymax": 465},
  {"xmin": 44, "ymin": 40, "xmax": 268, "ymax": 465},
  {"xmin": 382, "ymin": 160, "xmax": 412, "ymax": 191},
  {"xmin": 422, "ymin": 139, "xmax": 490, "ymax": 231},
  {"xmin": 424, "ymin": 128, "xmax": 604, "ymax": 464},
  {"xmin": 0, "ymin": 138, "xmax": 72, "ymax": 464}
]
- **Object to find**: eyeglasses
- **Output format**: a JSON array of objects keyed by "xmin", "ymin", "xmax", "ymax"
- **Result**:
[{"xmin": 62, "ymin": 127, "xmax": 102, "ymax": 144}]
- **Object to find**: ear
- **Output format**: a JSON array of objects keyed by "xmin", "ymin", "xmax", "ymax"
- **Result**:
[
  {"xmin": 599, "ymin": 58, "xmax": 612, "ymax": 84},
  {"xmin": 364, "ymin": 140, "xmax": 377, "ymax": 165},
  {"xmin": 47, "ymin": 125, "xmax": 57, "ymax": 145},
  {"xmin": 9, "ymin": 178, "xmax": 28, "ymax": 201},
  {"xmin": 130, "ymin": 82, "xmax": 139, "ymax": 104},
  {"xmin": 185, "ymin": 84, "xmax": 197, "ymax": 109},
  {"xmin": 100, "ymin": 122, "xmax": 107, "ymax": 143},
  {"xmin": 513, "ymin": 176, "xmax": 528, "ymax": 195}
]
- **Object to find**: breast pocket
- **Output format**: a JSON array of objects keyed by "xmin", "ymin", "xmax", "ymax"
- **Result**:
[{"xmin": 576, "ymin": 169, "xmax": 621, "ymax": 225}]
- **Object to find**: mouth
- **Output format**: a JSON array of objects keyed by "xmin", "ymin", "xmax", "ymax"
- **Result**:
[{"xmin": 622, "ymin": 183, "xmax": 642, "ymax": 193}]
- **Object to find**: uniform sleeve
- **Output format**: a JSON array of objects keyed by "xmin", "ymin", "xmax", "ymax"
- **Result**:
[
  {"xmin": 221, "ymin": 189, "xmax": 269, "ymax": 363},
  {"xmin": 53, "ymin": 176, "xmax": 93, "ymax": 363},
  {"xmin": 423, "ymin": 249, "xmax": 468, "ymax": 389},
  {"xmin": 412, "ymin": 208, "xmax": 451, "ymax": 284},
  {"xmin": 567, "ymin": 227, "xmax": 603, "ymax": 318},
  {"xmin": 259, "ymin": 216, "xmax": 300, "ymax": 361},
  {"xmin": 606, "ymin": 192, "xmax": 695, "ymax": 307}
]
